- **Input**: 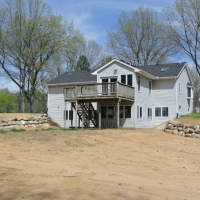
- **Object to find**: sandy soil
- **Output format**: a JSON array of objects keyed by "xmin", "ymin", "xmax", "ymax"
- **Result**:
[
  {"xmin": 0, "ymin": 128, "xmax": 200, "ymax": 200},
  {"xmin": 175, "ymin": 117, "xmax": 200, "ymax": 126}
]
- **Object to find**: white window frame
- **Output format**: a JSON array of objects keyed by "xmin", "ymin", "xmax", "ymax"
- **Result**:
[
  {"xmin": 149, "ymin": 80, "xmax": 152, "ymax": 95},
  {"xmin": 138, "ymin": 76, "xmax": 141, "ymax": 92},
  {"xmin": 179, "ymin": 83, "xmax": 182, "ymax": 94},
  {"xmin": 137, "ymin": 106, "xmax": 143, "ymax": 119},
  {"xmin": 155, "ymin": 107, "xmax": 169, "ymax": 117},
  {"xmin": 187, "ymin": 87, "xmax": 193, "ymax": 98},
  {"xmin": 121, "ymin": 74, "xmax": 133, "ymax": 86},
  {"xmin": 148, "ymin": 108, "xmax": 152, "ymax": 120}
]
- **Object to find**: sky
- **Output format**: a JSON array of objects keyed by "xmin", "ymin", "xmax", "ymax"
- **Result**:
[{"xmin": 1, "ymin": 0, "xmax": 176, "ymax": 91}]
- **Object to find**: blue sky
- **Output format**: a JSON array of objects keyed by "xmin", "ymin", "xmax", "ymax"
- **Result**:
[
  {"xmin": 43, "ymin": 0, "xmax": 175, "ymax": 45},
  {"xmin": 1, "ymin": 0, "xmax": 176, "ymax": 91}
]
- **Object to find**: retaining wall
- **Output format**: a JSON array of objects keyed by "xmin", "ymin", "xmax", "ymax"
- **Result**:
[
  {"xmin": 163, "ymin": 120, "xmax": 200, "ymax": 139},
  {"xmin": 0, "ymin": 114, "xmax": 49, "ymax": 129}
]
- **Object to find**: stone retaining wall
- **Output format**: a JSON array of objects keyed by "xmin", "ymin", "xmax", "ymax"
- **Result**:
[
  {"xmin": 163, "ymin": 120, "xmax": 200, "ymax": 139},
  {"xmin": 0, "ymin": 114, "xmax": 49, "ymax": 129}
]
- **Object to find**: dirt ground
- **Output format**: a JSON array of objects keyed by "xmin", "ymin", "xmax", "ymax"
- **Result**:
[{"xmin": 1, "ymin": 125, "xmax": 200, "ymax": 200}]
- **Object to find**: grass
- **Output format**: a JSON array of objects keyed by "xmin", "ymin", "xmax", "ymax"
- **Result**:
[
  {"xmin": 180, "ymin": 113, "xmax": 200, "ymax": 119},
  {"xmin": 0, "ymin": 127, "xmax": 83, "ymax": 134},
  {"xmin": 61, "ymin": 128, "xmax": 83, "ymax": 131}
]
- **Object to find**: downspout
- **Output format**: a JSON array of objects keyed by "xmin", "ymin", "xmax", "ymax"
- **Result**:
[
  {"xmin": 134, "ymin": 75, "xmax": 136, "ymax": 129},
  {"xmin": 175, "ymin": 78, "xmax": 178, "ymax": 118}
]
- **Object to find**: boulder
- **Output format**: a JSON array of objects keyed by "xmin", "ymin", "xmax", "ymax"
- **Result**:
[
  {"xmin": 173, "ymin": 130, "xmax": 178, "ymax": 135},
  {"xmin": 184, "ymin": 128, "xmax": 189, "ymax": 133},
  {"xmin": 189, "ymin": 128, "xmax": 195, "ymax": 133},
  {"xmin": 191, "ymin": 133, "xmax": 198, "ymax": 138},
  {"xmin": 185, "ymin": 134, "xmax": 192, "ymax": 138}
]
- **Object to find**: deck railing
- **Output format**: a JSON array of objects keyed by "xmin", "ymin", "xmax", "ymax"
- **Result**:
[{"xmin": 64, "ymin": 82, "xmax": 134, "ymax": 101}]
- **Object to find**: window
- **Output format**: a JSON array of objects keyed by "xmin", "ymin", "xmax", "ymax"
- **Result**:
[
  {"xmin": 179, "ymin": 83, "xmax": 182, "ymax": 93},
  {"xmin": 119, "ymin": 106, "xmax": 123, "ymax": 118},
  {"xmin": 149, "ymin": 80, "xmax": 152, "ymax": 95},
  {"xmin": 137, "ymin": 106, "xmax": 142, "ymax": 119},
  {"xmin": 155, "ymin": 107, "xmax": 161, "ymax": 117},
  {"xmin": 155, "ymin": 107, "xmax": 169, "ymax": 117},
  {"xmin": 187, "ymin": 88, "xmax": 192, "ymax": 98},
  {"xmin": 148, "ymin": 108, "xmax": 152, "ymax": 120},
  {"xmin": 162, "ymin": 107, "xmax": 168, "ymax": 117},
  {"xmin": 125, "ymin": 106, "xmax": 131, "ymax": 118},
  {"xmin": 119, "ymin": 106, "xmax": 131, "ymax": 118},
  {"xmin": 127, "ymin": 74, "xmax": 132, "ymax": 86},
  {"xmin": 121, "ymin": 75, "xmax": 126, "ymax": 84},
  {"xmin": 69, "ymin": 110, "xmax": 73, "ymax": 120},
  {"xmin": 138, "ymin": 76, "xmax": 141, "ymax": 91},
  {"xmin": 64, "ymin": 110, "xmax": 68, "ymax": 120},
  {"xmin": 108, "ymin": 106, "xmax": 114, "ymax": 118},
  {"xmin": 101, "ymin": 106, "xmax": 115, "ymax": 119}
]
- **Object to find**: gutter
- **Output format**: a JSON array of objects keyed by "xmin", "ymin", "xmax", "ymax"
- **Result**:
[{"xmin": 47, "ymin": 81, "xmax": 97, "ymax": 87}]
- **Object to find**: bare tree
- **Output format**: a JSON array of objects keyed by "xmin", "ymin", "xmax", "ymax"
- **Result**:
[
  {"xmin": 107, "ymin": 7, "xmax": 175, "ymax": 66},
  {"xmin": 189, "ymin": 66, "xmax": 200, "ymax": 111},
  {"xmin": 0, "ymin": 0, "xmax": 81, "ymax": 112},
  {"xmin": 163, "ymin": 0, "xmax": 200, "ymax": 76}
]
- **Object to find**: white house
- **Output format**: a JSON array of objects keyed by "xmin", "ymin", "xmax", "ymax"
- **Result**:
[{"xmin": 47, "ymin": 59, "xmax": 193, "ymax": 129}]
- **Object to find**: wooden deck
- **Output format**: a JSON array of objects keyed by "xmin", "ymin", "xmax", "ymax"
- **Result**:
[{"xmin": 64, "ymin": 82, "xmax": 134, "ymax": 102}]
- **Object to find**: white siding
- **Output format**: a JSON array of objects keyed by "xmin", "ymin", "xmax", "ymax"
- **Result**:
[
  {"xmin": 135, "ymin": 75, "xmax": 154, "ymax": 128},
  {"xmin": 97, "ymin": 61, "xmax": 136, "ymax": 86},
  {"xmin": 48, "ymin": 86, "xmax": 72, "ymax": 127},
  {"xmin": 48, "ymin": 86, "xmax": 97, "ymax": 127},
  {"xmin": 152, "ymin": 79, "xmax": 176, "ymax": 127},
  {"xmin": 177, "ymin": 68, "xmax": 193, "ymax": 116}
]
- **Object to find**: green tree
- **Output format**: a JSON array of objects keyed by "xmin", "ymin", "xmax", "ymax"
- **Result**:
[
  {"xmin": 0, "ymin": 88, "xmax": 18, "ymax": 113},
  {"xmin": 0, "ymin": 0, "xmax": 81, "ymax": 112},
  {"xmin": 75, "ymin": 55, "xmax": 90, "ymax": 71},
  {"xmin": 107, "ymin": 7, "xmax": 175, "ymax": 65}
]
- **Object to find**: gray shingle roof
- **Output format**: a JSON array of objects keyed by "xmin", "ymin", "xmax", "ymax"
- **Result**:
[
  {"xmin": 47, "ymin": 70, "xmax": 96, "ymax": 85},
  {"xmin": 135, "ymin": 62, "xmax": 187, "ymax": 77},
  {"xmin": 47, "ymin": 61, "xmax": 187, "ymax": 85}
]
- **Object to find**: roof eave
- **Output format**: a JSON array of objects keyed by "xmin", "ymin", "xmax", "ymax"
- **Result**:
[{"xmin": 47, "ymin": 81, "xmax": 97, "ymax": 87}]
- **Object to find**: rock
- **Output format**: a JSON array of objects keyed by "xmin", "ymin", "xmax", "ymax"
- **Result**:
[
  {"xmin": 43, "ymin": 123, "xmax": 49, "ymax": 127},
  {"xmin": 185, "ymin": 134, "xmax": 192, "ymax": 138},
  {"xmin": 178, "ymin": 127, "xmax": 183, "ymax": 131},
  {"xmin": 184, "ymin": 128, "xmax": 189, "ymax": 133},
  {"xmin": 178, "ymin": 131, "xmax": 184, "ymax": 136},
  {"xmin": 194, "ymin": 128, "xmax": 199, "ymax": 133},
  {"xmin": 17, "ymin": 117, "xmax": 23, "ymax": 121},
  {"xmin": 173, "ymin": 130, "xmax": 178, "ymax": 135},
  {"xmin": 189, "ymin": 128, "xmax": 194, "ymax": 133},
  {"xmin": 191, "ymin": 133, "xmax": 198, "ymax": 138},
  {"xmin": 23, "ymin": 117, "xmax": 29, "ymax": 121},
  {"xmin": 194, "ymin": 125, "xmax": 199, "ymax": 130},
  {"xmin": 198, "ymin": 130, "xmax": 200, "ymax": 135},
  {"xmin": 21, "ymin": 121, "xmax": 28, "ymax": 125},
  {"xmin": 196, "ymin": 135, "xmax": 200, "ymax": 139}
]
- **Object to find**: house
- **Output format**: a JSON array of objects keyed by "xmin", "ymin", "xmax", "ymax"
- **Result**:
[{"xmin": 47, "ymin": 59, "xmax": 193, "ymax": 129}]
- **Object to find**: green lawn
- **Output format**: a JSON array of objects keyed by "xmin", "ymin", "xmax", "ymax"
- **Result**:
[{"xmin": 180, "ymin": 113, "xmax": 200, "ymax": 119}]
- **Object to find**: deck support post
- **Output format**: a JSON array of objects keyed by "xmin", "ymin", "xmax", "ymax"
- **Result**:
[
  {"xmin": 116, "ymin": 100, "xmax": 119, "ymax": 129},
  {"xmin": 98, "ymin": 102, "xmax": 101, "ymax": 129},
  {"xmin": 75, "ymin": 101, "xmax": 78, "ymax": 128}
]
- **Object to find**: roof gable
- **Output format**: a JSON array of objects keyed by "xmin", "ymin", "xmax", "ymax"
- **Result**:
[{"xmin": 91, "ymin": 59, "xmax": 139, "ymax": 75}]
